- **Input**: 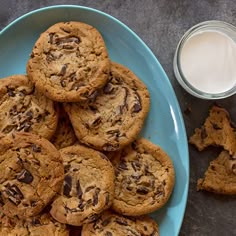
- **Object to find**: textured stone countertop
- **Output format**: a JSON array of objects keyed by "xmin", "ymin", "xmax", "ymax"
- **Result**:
[{"xmin": 0, "ymin": 1, "xmax": 235, "ymax": 235}]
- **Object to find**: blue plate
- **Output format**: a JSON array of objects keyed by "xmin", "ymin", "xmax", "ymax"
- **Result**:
[{"xmin": 0, "ymin": 5, "xmax": 189, "ymax": 236}]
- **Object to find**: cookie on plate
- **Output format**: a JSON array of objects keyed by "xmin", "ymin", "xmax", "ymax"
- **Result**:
[
  {"xmin": 0, "ymin": 75, "xmax": 58, "ymax": 139},
  {"xmin": 27, "ymin": 21, "xmax": 110, "ymax": 102},
  {"xmin": 82, "ymin": 210, "xmax": 159, "ymax": 236},
  {"xmin": 0, "ymin": 132, "xmax": 64, "ymax": 218},
  {"xmin": 64, "ymin": 62, "xmax": 150, "ymax": 152},
  {"xmin": 0, "ymin": 212, "xmax": 69, "ymax": 236},
  {"xmin": 189, "ymin": 105, "xmax": 236, "ymax": 155},
  {"xmin": 111, "ymin": 138, "xmax": 175, "ymax": 216},
  {"xmin": 197, "ymin": 150, "xmax": 236, "ymax": 195},
  {"xmin": 50, "ymin": 144, "xmax": 115, "ymax": 226},
  {"xmin": 51, "ymin": 104, "xmax": 77, "ymax": 149}
]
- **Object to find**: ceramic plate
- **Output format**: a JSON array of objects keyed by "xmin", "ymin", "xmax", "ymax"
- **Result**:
[{"xmin": 0, "ymin": 5, "xmax": 189, "ymax": 236}]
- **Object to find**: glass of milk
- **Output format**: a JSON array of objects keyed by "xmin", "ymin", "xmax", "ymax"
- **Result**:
[{"xmin": 173, "ymin": 20, "xmax": 236, "ymax": 99}]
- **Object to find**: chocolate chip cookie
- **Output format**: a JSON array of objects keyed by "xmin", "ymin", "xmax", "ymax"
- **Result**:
[
  {"xmin": 27, "ymin": 21, "xmax": 110, "ymax": 102},
  {"xmin": 64, "ymin": 62, "xmax": 150, "ymax": 152},
  {"xmin": 0, "ymin": 75, "xmax": 58, "ymax": 139},
  {"xmin": 197, "ymin": 150, "xmax": 236, "ymax": 195},
  {"xmin": 189, "ymin": 105, "xmax": 236, "ymax": 155},
  {"xmin": 0, "ymin": 212, "xmax": 69, "ymax": 235},
  {"xmin": 0, "ymin": 132, "xmax": 64, "ymax": 218},
  {"xmin": 111, "ymin": 138, "xmax": 175, "ymax": 216},
  {"xmin": 82, "ymin": 211, "xmax": 159, "ymax": 236},
  {"xmin": 50, "ymin": 144, "xmax": 115, "ymax": 226},
  {"xmin": 51, "ymin": 104, "xmax": 77, "ymax": 149}
]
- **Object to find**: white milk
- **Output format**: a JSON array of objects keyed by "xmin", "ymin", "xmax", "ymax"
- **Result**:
[{"xmin": 180, "ymin": 30, "xmax": 236, "ymax": 94}]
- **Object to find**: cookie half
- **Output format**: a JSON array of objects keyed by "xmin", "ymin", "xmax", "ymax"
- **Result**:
[
  {"xmin": 82, "ymin": 211, "xmax": 159, "ymax": 236},
  {"xmin": 111, "ymin": 138, "xmax": 175, "ymax": 216},
  {"xmin": 0, "ymin": 75, "xmax": 58, "ymax": 139},
  {"xmin": 197, "ymin": 150, "xmax": 236, "ymax": 194},
  {"xmin": 0, "ymin": 212, "xmax": 69, "ymax": 235},
  {"xmin": 50, "ymin": 144, "xmax": 115, "ymax": 226},
  {"xmin": 27, "ymin": 21, "xmax": 110, "ymax": 102},
  {"xmin": 51, "ymin": 104, "xmax": 77, "ymax": 149},
  {"xmin": 64, "ymin": 62, "xmax": 150, "ymax": 152},
  {"xmin": 0, "ymin": 133, "xmax": 64, "ymax": 218},
  {"xmin": 189, "ymin": 105, "xmax": 236, "ymax": 155}
]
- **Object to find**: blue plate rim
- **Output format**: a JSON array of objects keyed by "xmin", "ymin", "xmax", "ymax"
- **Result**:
[{"xmin": 0, "ymin": 4, "xmax": 189, "ymax": 235}]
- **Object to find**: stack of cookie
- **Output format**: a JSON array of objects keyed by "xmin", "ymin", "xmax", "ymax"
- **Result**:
[{"xmin": 0, "ymin": 21, "xmax": 175, "ymax": 235}]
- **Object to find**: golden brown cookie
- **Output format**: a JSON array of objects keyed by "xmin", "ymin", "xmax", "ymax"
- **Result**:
[
  {"xmin": 82, "ymin": 211, "xmax": 159, "ymax": 236},
  {"xmin": 197, "ymin": 150, "xmax": 236, "ymax": 195},
  {"xmin": 64, "ymin": 62, "xmax": 150, "ymax": 152},
  {"xmin": 0, "ymin": 75, "xmax": 58, "ymax": 139},
  {"xmin": 0, "ymin": 132, "xmax": 64, "ymax": 218},
  {"xmin": 50, "ymin": 104, "xmax": 77, "ymax": 149},
  {"xmin": 27, "ymin": 21, "xmax": 110, "ymax": 102},
  {"xmin": 50, "ymin": 145, "xmax": 115, "ymax": 226},
  {"xmin": 0, "ymin": 212, "xmax": 69, "ymax": 236},
  {"xmin": 111, "ymin": 138, "xmax": 175, "ymax": 216},
  {"xmin": 189, "ymin": 105, "xmax": 236, "ymax": 154}
]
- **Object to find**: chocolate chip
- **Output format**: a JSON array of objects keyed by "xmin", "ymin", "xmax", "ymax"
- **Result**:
[
  {"xmin": 85, "ymin": 186, "xmax": 95, "ymax": 192},
  {"xmin": 127, "ymin": 229, "xmax": 139, "ymax": 236},
  {"xmin": 105, "ymin": 193, "xmax": 110, "ymax": 205},
  {"xmin": 115, "ymin": 218, "xmax": 128, "ymax": 226},
  {"xmin": 105, "ymin": 232, "xmax": 113, "ymax": 236},
  {"xmin": 59, "ymin": 64, "xmax": 67, "ymax": 76},
  {"xmin": 103, "ymin": 83, "xmax": 114, "ymax": 94},
  {"xmin": 126, "ymin": 186, "xmax": 133, "ymax": 191},
  {"xmin": 64, "ymin": 164, "xmax": 71, "ymax": 173},
  {"xmin": 111, "ymin": 76, "xmax": 122, "ymax": 85},
  {"xmin": 60, "ymin": 80, "xmax": 66, "ymax": 87},
  {"xmin": 88, "ymin": 90, "xmax": 99, "ymax": 102},
  {"xmin": 118, "ymin": 162, "xmax": 128, "ymax": 171},
  {"xmin": 23, "ymin": 122, "xmax": 31, "ymax": 132},
  {"xmin": 86, "ymin": 214, "xmax": 100, "ymax": 222},
  {"xmin": 63, "ymin": 175, "xmax": 72, "ymax": 197},
  {"xmin": 76, "ymin": 180, "xmax": 83, "ymax": 199},
  {"xmin": 5, "ymin": 184, "xmax": 24, "ymax": 205},
  {"xmin": 93, "ymin": 188, "xmax": 100, "ymax": 206},
  {"xmin": 90, "ymin": 116, "xmax": 102, "ymax": 127},
  {"xmin": 137, "ymin": 186, "xmax": 149, "ymax": 195},
  {"xmin": 118, "ymin": 87, "xmax": 128, "ymax": 115},
  {"xmin": 30, "ymin": 200, "xmax": 37, "ymax": 207},
  {"xmin": 102, "ymin": 218, "xmax": 111, "ymax": 227},
  {"xmin": 106, "ymin": 129, "xmax": 120, "ymax": 139},
  {"xmin": 78, "ymin": 201, "xmax": 85, "ymax": 210},
  {"xmin": 55, "ymin": 36, "xmax": 81, "ymax": 45},
  {"xmin": 31, "ymin": 218, "xmax": 41, "ymax": 226},
  {"xmin": 7, "ymin": 87, "xmax": 15, "ymax": 97},
  {"xmin": 48, "ymin": 33, "xmax": 55, "ymax": 44},
  {"xmin": 132, "ymin": 92, "xmax": 142, "ymax": 113},
  {"xmin": 31, "ymin": 144, "xmax": 41, "ymax": 153},
  {"xmin": 212, "ymin": 123, "xmax": 221, "ymax": 130},
  {"xmin": 131, "ymin": 161, "xmax": 141, "ymax": 171},
  {"xmin": 62, "ymin": 45, "xmax": 74, "ymax": 50},
  {"xmin": 26, "ymin": 110, "xmax": 33, "ymax": 119},
  {"xmin": 17, "ymin": 169, "xmax": 33, "ymax": 184},
  {"xmin": 0, "ymin": 192, "xmax": 4, "ymax": 206}
]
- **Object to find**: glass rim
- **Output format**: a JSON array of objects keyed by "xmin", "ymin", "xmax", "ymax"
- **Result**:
[{"xmin": 173, "ymin": 20, "xmax": 236, "ymax": 99}]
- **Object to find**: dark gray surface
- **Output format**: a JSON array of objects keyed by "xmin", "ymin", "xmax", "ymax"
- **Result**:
[{"xmin": 0, "ymin": 1, "xmax": 235, "ymax": 235}]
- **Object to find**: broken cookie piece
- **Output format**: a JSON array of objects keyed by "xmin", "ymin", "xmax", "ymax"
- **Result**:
[
  {"xmin": 189, "ymin": 105, "xmax": 236, "ymax": 155},
  {"xmin": 197, "ymin": 150, "xmax": 236, "ymax": 195}
]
